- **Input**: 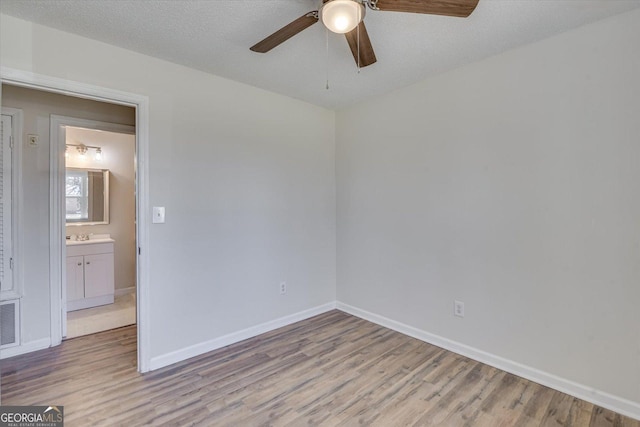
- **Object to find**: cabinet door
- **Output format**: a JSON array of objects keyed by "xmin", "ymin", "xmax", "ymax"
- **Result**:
[
  {"xmin": 84, "ymin": 253, "xmax": 114, "ymax": 298},
  {"xmin": 66, "ymin": 255, "xmax": 85, "ymax": 301}
]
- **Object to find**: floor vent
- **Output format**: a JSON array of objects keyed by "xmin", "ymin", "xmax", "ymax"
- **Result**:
[{"xmin": 0, "ymin": 299, "xmax": 19, "ymax": 348}]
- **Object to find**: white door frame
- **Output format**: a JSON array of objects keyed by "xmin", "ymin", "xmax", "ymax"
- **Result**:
[
  {"xmin": 51, "ymin": 116, "xmax": 135, "ymax": 338},
  {"xmin": 1, "ymin": 66, "xmax": 151, "ymax": 372},
  {"xmin": 0, "ymin": 107, "xmax": 23, "ymax": 303}
]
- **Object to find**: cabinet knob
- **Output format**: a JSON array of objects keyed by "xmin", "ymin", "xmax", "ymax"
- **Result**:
[
  {"xmin": 86, "ymin": 261, "xmax": 91, "ymax": 265},
  {"xmin": 77, "ymin": 262, "xmax": 82, "ymax": 266}
]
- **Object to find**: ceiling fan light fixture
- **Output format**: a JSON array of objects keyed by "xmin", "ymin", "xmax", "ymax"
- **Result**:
[{"xmin": 321, "ymin": 0, "xmax": 365, "ymax": 34}]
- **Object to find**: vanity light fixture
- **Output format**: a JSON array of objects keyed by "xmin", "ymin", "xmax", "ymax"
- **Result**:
[
  {"xmin": 66, "ymin": 143, "xmax": 103, "ymax": 161},
  {"xmin": 76, "ymin": 144, "xmax": 88, "ymax": 157}
]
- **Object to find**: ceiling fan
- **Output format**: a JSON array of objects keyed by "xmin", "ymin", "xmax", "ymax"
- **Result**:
[{"xmin": 250, "ymin": 0, "xmax": 480, "ymax": 68}]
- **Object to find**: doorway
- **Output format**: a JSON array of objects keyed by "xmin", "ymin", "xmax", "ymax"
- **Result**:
[
  {"xmin": 0, "ymin": 68, "xmax": 150, "ymax": 372},
  {"xmin": 56, "ymin": 120, "xmax": 136, "ymax": 338}
]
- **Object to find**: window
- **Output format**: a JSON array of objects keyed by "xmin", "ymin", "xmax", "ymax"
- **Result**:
[{"xmin": 66, "ymin": 169, "xmax": 89, "ymax": 221}]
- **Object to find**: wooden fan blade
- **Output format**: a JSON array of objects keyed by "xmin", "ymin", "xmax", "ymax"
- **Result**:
[
  {"xmin": 344, "ymin": 22, "xmax": 377, "ymax": 68},
  {"xmin": 250, "ymin": 12, "xmax": 319, "ymax": 53},
  {"xmin": 375, "ymin": 0, "xmax": 479, "ymax": 18}
]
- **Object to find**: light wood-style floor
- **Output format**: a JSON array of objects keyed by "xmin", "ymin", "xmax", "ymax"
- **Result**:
[{"xmin": 1, "ymin": 310, "xmax": 638, "ymax": 426}]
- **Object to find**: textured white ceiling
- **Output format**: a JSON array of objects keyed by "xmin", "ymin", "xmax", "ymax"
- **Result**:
[{"xmin": 2, "ymin": 0, "xmax": 639, "ymax": 109}]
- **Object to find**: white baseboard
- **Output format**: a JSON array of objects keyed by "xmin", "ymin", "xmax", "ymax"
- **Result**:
[
  {"xmin": 0, "ymin": 337, "xmax": 51, "ymax": 360},
  {"xmin": 67, "ymin": 294, "xmax": 114, "ymax": 311},
  {"xmin": 115, "ymin": 287, "xmax": 136, "ymax": 297},
  {"xmin": 149, "ymin": 302, "xmax": 337, "ymax": 371},
  {"xmin": 336, "ymin": 301, "xmax": 640, "ymax": 422}
]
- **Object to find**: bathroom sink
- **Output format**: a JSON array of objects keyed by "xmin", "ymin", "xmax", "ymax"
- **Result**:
[{"xmin": 66, "ymin": 235, "xmax": 115, "ymax": 245}]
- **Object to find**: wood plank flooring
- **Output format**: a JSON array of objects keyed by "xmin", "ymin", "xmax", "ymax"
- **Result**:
[{"xmin": 1, "ymin": 310, "xmax": 638, "ymax": 426}]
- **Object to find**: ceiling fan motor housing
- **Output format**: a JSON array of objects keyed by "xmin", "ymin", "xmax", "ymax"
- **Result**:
[{"xmin": 321, "ymin": 0, "xmax": 366, "ymax": 34}]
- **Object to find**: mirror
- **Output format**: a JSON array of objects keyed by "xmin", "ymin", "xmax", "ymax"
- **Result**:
[{"xmin": 66, "ymin": 168, "xmax": 110, "ymax": 225}]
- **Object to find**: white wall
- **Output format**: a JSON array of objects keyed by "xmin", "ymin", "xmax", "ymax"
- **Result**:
[
  {"xmin": 1, "ymin": 14, "xmax": 336, "ymax": 359},
  {"xmin": 1, "ymin": 85, "xmax": 135, "ymax": 343},
  {"xmin": 336, "ymin": 8, "xmax": 640, "ymax": 407},
  {"xmin": 66, "ymin": 127, "xmax": 136, "ymax": 292}
]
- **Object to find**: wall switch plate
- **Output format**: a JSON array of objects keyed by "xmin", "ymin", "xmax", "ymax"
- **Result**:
[
  {"xmin": 454, "ymin": 300, "xmax": 465, "ymax": 318},
  {"xmin": 152, "ymin": 206, "xmax": 165, "ymax": 223},
  {"xmin": 279, "ymin": 282, "xmax": 286, "ymax": 295}
]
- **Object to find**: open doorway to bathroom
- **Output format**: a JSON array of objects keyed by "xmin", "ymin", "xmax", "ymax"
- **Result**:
[
  {"xmin": 0, "ymin": 83, "xmax": 140, "ymax": 353},
  {"xmin": 63, "ymin": 124, "xmax": 137, "ymax": 338}
]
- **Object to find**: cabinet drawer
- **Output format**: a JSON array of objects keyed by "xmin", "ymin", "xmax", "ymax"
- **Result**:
[{"xmin": 67, "ymin": 242, "xmax": 114, "ymax": 257}]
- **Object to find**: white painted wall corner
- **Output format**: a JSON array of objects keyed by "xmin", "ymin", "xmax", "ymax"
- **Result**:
[
  {"xmin": 336, "ymin": 301, "xmax": 640, "ymax": 422},
  {"xmin": 149, "ymin": 302, "xmax": 337, "ymax": 371}
]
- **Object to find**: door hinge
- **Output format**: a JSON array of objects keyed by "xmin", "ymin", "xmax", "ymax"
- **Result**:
[
  {"xmin": 138, "ymin": 247, "xmax": 141, "ymax": 255},
  {"xmin": 9, "ymin": 135, "xmax": 14, "ymax": 149},
  {"xmin": 10, "ymin": 257, "xmax": 14, "ymax": 270}
]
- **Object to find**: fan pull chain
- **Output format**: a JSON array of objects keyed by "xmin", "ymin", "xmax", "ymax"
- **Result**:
[
  {"xmin": 357, "ymin": 22, "xmax": 361, "ymax": 73},
  {"xmin": 326, "ymin": 28, "xmax": 330, "ymax": 90}
]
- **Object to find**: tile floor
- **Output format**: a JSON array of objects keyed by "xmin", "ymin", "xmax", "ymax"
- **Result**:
[{"xmin": 66, "ymin": 292, "xmax": 136, "ymax": 339}]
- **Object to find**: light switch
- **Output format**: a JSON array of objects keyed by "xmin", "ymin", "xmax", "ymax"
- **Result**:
[{"xmin": 152, "ymin": 206, "xmax": 165, "ymax": 223}]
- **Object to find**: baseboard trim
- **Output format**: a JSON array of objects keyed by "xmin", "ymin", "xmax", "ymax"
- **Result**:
[
  {"xmin": 0, "ymin": 337, "xmax": 51, "ymax": 360},
  {"xmin": 149, "ymin": 302, "xmax": 337, "ymax": 371},
  {"xmin": 67, "ymin": 294, "xmax": 114, "ymax": 311},
  {"xmin": 115, "ymin": 287, "xmax": 135, "ymax": 297},
  {"xmin": 336, "ymin": 301, "xmax": 640, "ymax": 422}
]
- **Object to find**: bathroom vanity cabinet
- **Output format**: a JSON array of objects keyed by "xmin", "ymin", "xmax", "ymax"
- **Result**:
[{"xmin": 66, "ymin": 239, "xmax": 115, "ymax": 311}]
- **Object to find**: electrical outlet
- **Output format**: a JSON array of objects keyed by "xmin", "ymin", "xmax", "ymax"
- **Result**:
[
  {"xmin": 279, "ymin": 282, "xmax": 287, "ymax": 295},
  {"xmin": 454, "ymin": 300, "xmax": 465, "ymax": 318}
]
